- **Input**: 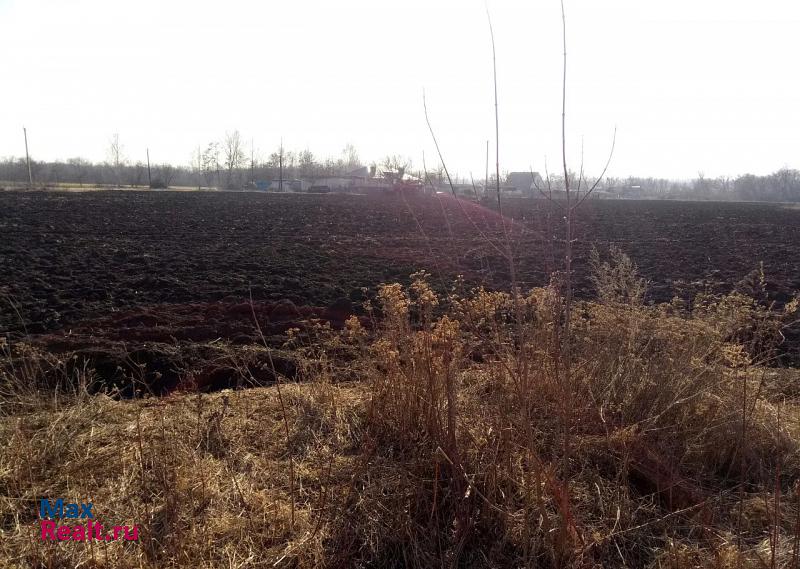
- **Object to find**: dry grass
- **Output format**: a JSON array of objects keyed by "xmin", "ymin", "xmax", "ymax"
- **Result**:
[
  {"xmin": 0, "ymin": 381, "xmax": 369, "ymax": 568},
  {"xmin": 2, "ymin": 254, "xmax": 800, "ymax": 568}
]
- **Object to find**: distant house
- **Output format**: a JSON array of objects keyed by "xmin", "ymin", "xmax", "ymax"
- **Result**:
[
  {"xmin": 617, "ymin": 185, "xmax": 644, "ymax": 199},
  {"xmin": 261, "ymin": 179, "xmax": 307, "ymax": 192},
  {"xmin": 299, "ymin": 165, "xmax": 419, "ymax": 194},
  {"xmin": 298, "ymin": 167, "xmax": 373, "ymax": 193},
  {"xmin": 308, "ymin": 177, "xmax": 355, "ymax": 191},
  {"xmin": 346, "ymin": 166, "xmax": 370, "ymax": 181},
  {"xmin": 507, "ymin": 171, "xmax": 544, "ymax": 197}
]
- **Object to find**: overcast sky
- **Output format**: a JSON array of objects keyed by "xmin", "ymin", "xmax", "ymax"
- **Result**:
[{"xmin": 1, "ymin": 0, "xmax": 798, "ymax": 180}]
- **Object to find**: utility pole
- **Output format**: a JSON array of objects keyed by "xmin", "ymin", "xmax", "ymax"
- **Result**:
[
  {"xmin": 146, "ymin": 148, "xmax": 152, "ymax": 188},
  {"xmin": 23, "ymin": 127, "xmax": 33, "ymax": 187}
]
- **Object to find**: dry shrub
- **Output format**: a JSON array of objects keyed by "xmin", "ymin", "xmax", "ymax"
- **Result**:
[
  {"xmin": 348, "ymin": 256, "xmax": 800, "ymax": 567},
  {"xmin": 590, "ymin": 244, "xmax": 646, "ymax": 306}
]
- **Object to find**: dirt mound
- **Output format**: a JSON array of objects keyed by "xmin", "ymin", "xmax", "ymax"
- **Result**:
[{"xmin": 17, "ymin": 298, "xmax": 359, "ymax": 396}]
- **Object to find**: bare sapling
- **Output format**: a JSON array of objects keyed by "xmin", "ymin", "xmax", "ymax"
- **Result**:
[{"xmin": 555, "ymin": 0, "xmax": 616, "ymax": 486}]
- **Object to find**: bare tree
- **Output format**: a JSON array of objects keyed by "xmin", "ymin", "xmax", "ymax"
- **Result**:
[
  {"xmin": 202, "ymin": 142, "xmax": 221, "ymax": 189},
  {"xmin": 107, "ymin": 133, "xmax": 125, "ymax": 187},
  {"xmin": 223, "ymin": 130, "xmax": 246, "ymax": 189},
  {"xmin": 191, "ymin": 146, "xmax": 203, "ymax": 189},
  {"xmin": 342, "ymin": 143, "xmax": 361, "ymax": 170},
  {"xmin": 50, "ymin": 161, "xmax": 64, "ymax": 186},
  {"xmin": 298, "ymin": 149, "xmax": 317, "ymax": 177},
  {"xmin": 129, "ymin": 161, "xmax": 146, "ymax": 187},
  {"xmin": 67, "ymin": 157, "xmax": 88, "ymax": 187},
  {"xmin": 549, "ymin": 0, "xmax": 616, "ymax": 502},
  {"xmin": 380, "ymin": 155, "xmax": 412, "ymax": 180},
  {"xmin": 249, "ymin": 138, "xmax": 256, "ymax": 185},
  {"xmin": 155, "ymin": 163, "xmax": 176, "ymax": 188}
]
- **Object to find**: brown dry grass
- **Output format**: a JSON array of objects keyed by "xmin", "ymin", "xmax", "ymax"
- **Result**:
[{"xmin": 2, "ymin": 254, "xmax": 800, "ymax": 568}]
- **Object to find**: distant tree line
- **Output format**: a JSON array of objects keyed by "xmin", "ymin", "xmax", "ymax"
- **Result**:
[
  {"xmin": 1, "ymin": 130, "xmax": 798, "ymax": 202},
  {"xmin": 597, "ymin": 169, "xmax": 800, "ymax": 202},
  {"xmin": 0, "ymin": 131, "xmax": 366, "ymax": 190}
]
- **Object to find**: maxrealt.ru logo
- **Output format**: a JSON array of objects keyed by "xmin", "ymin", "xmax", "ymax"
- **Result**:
[{"xmin": 39, "ymin": 499, "xmax": 139, "ymax": 542}]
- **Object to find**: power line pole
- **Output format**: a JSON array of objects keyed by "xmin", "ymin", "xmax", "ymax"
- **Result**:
[
  {"xmin": 146, "ymin": 148, "xmax": 152, "ymax": 188},
  {"xmin": 23, "ymin": 127, "xmax": 33, "ymax": 187}
]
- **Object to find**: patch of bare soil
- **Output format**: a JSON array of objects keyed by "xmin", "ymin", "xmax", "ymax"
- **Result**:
[{"xmin": 2, "ymin": 191, "xmax": 799, "ymax": 381}]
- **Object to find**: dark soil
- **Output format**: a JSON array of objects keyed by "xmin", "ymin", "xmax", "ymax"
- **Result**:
[{"xmin": 2, "ymin": 190, "xmax": 798, "ymax": 390}]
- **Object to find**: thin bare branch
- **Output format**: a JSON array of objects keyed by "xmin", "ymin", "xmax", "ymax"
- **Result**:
[
  {"xmin": 573, "ymin": 127, "xmax": 617, "ymax": 210},
  {"xmin": 532, "ymin": 165, "xmax": 565, "ymax": 211},
  {"xmin": 486, "ymin": 4, "xmax": 503, "ymax": 225},
  {"xmin": 423, "ymin": 91, "xmax": 508, "ymax": 259}
]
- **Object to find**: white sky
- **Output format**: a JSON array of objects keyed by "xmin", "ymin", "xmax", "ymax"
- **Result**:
[{"xmin": 1, "ymin": 0, "xmax": 798, "ymax": 180}]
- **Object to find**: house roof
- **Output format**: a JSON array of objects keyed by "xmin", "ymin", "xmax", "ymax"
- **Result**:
[
  {"xmin": 508, "ymin": 171, "xmax": 543, "ymax": 191},
  {"xmin": 508, "ymin": 171, "xmax": 542, "ymax": 180},
  {"xmin": 346, "ymin": 166, "xmax": 369, "ymax": 178}
]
